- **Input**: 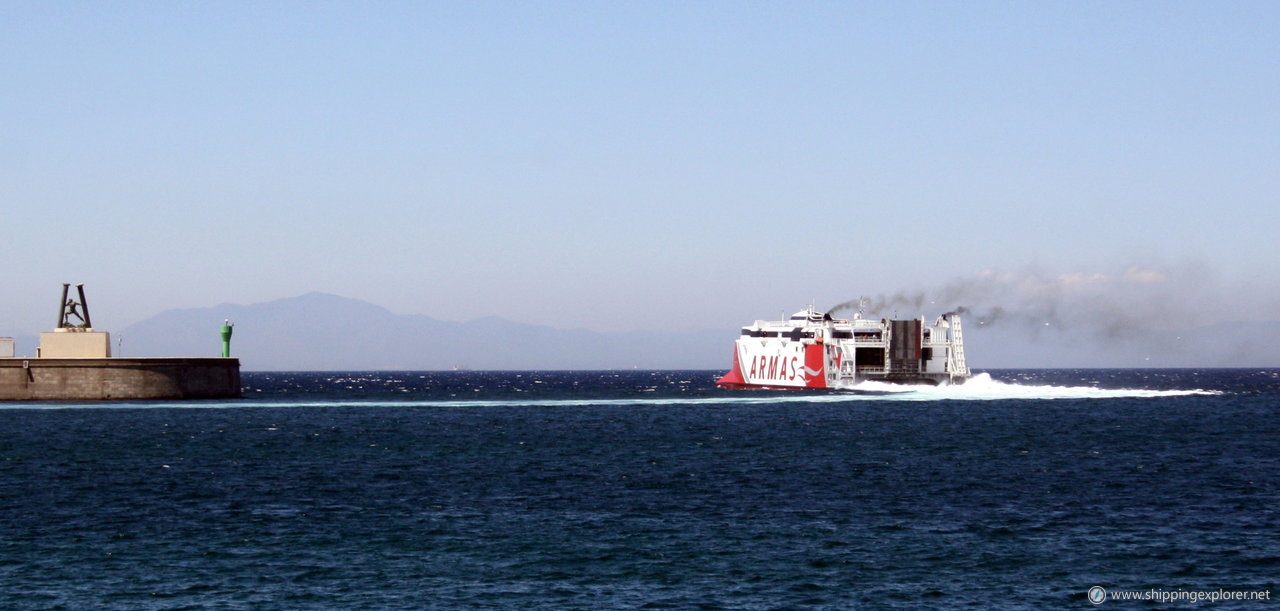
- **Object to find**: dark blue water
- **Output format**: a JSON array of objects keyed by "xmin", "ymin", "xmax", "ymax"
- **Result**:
[{"xmin": 1, "ymin": 369, "xmax": 1277, "ymax": 609}]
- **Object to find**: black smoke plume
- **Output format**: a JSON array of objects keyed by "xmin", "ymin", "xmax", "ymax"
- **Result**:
[{"xmin": 829, "ymin": 266, "xmax": 1211, "ymax": 341}]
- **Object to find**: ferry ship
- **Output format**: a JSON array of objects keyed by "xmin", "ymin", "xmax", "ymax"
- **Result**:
[{"xmin": 716, "ymin": 305, "xmax": 969, "ymax": 389}]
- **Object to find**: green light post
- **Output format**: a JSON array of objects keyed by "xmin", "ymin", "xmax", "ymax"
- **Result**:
[{"xmin": 220, "ymin": 320, "xmax": 234, "ymax": 358}]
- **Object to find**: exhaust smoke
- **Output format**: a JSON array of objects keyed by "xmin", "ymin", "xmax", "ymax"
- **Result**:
[{"xmin": 830, "ymin": 266, "xmax": 1213, "ymax": 342}]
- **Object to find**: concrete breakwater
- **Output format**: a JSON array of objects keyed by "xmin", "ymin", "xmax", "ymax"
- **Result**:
[{"xmin": 0, "ymin": 358, "xmax": 241, "ymax": 401}]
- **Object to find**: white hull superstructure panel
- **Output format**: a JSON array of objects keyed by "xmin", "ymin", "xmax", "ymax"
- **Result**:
[{"xmin": 718, "ymin": 306, "xmax": 969, "ymax": 389}]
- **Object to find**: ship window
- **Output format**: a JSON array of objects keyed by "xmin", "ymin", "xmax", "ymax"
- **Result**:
[
  {"xmin": 742, "ymin": 329, "xmax": 791, "ymax": 338},
  {"xmin": 832, "ymin": 330, "xmax": 853, "ymax": 339}
]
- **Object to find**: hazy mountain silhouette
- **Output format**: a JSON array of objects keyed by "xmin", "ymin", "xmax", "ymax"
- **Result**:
[
  {"xmin": 104, "ymin": 292, "xmax": 1278, "ymax": 370},
  {"xmin": 119, "ymin": 292, "xmax": 735, "ymax": 371}
]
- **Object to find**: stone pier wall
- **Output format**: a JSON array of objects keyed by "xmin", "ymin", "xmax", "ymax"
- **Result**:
[{"xmin": 0, "ymin": 358, "xmax": 241, "ymax": 401}]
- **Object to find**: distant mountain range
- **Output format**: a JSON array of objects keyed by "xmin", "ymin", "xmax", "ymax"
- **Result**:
[
  {"xmin": 116, "ymin": 292, "xmax": 735, "ymax": 371},
  {"xmin": 6, "ymin": 292, "xmax": 1274, "ymax": 370}
]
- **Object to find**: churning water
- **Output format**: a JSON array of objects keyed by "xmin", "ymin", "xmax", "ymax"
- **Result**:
[{"xmin": 1, "ymin": 369, "xmax": 1276, "ymax": 609}]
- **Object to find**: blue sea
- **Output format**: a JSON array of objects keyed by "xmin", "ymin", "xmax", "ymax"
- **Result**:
[{"xmin": 1, "ymin": 369, "xmax": 1277, "ymax": 609}]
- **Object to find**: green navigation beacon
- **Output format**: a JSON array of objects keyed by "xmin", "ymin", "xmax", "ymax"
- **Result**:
[{"xmin": 220, "ymin": 320, "xmax": 234, "ymax": 358}]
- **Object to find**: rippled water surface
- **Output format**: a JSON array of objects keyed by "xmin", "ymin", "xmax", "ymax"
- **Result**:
[{"xmin": 1, "ymin": 369, "xmax": 1277, "ymax": 609}]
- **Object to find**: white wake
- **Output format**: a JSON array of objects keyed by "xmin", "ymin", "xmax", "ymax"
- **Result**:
[
  {"xmin": 5, "ymin": 373, "xmax": 1218, "ymax": 410},
  {"xmin": 837, "ymin": 372, "xmax": 1218, "ymax": 401}
]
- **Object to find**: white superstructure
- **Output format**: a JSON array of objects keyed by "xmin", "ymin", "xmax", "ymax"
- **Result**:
[{"xmin": 717, "ymin": 306, "xmax": 969, "ymax": 389}]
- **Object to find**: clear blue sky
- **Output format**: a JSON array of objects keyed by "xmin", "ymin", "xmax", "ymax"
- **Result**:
[{"xmin": 3, "ymin": 1, "xmax": 1277, "ymax": 337}]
